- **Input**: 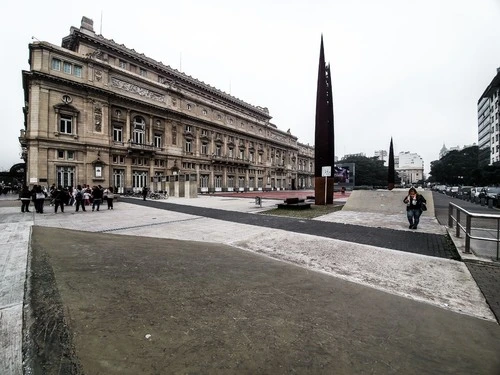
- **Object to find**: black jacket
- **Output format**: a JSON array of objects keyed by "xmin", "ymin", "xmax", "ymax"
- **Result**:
[{"xmin": 403, "ymin": 193, "xmax": 426, "ymax": 211}]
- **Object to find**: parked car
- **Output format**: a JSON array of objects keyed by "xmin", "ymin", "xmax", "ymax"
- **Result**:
[
  {"xmin": 447, "ymin": 186, "xmax": 459, "ymax": 197},
  {"xmin": 457, "ymin": 186, "xmax": 472, "ymax": 201},
  {"xmin": 485, "ymin": 187, "xmax": 500, "ymax": 207}
]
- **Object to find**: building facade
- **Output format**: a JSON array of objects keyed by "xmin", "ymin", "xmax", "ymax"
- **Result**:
[
  {"xmin": 20, "ymin": 17, "xmax": 315, "ymax": 195},
  {"xmin": 395, "ymin": 151, "xmax": 424, "ymax": 185},
  {"xmin": 477, "ymin": 68, "xmax": 500, "ymax": 166}
]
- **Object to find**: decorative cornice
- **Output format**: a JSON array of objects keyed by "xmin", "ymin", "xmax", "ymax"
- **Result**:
[{"xmin": 63, "ymin": 28, "xmax": 272, "ymax": 120}]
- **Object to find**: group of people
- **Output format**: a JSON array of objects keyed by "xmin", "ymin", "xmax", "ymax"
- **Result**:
[{"xmin": 19, "ymin": 184, "xmax": 116, "ymax": 214}]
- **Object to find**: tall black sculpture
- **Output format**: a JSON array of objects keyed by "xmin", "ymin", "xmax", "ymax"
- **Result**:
[
  {"xmin": 388, "ymin": 137, "xmax": 395, "ymax": 190},
  {"xmin": 314, "ymin": 36, "xmax": 335, "ymax": 205}
]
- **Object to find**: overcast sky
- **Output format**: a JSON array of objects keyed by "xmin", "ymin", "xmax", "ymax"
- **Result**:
[{"xmin": 2, "ymin": 0, "xmax": 500, "ymax": 174}]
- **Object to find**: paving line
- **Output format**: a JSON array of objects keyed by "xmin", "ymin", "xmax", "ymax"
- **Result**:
[{"xmin": 98, "ymin": 216, "xmax": 204, "ymax": 233}]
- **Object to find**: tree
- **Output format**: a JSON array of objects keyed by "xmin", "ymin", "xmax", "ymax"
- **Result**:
[
  {"xmin": 340, "ymin": 155, "xmax": 390, "ymax": 187},
  {"xmin": 429, "ymin": 146, "xmax": 483, "ymax": 185}
]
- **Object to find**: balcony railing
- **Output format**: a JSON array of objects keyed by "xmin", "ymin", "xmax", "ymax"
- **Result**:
[
  {"xmin": 127, "ymin": 140, "xmax": 162, "ymax": 155},
  {"xmin": 211, "ymin": 155, "xmax": 250, "ymax": 166}
]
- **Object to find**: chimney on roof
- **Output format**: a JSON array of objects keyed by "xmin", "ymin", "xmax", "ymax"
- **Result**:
[{"xmin": 81, "ymin": 16, "xmax": 94, "ymax": 33}]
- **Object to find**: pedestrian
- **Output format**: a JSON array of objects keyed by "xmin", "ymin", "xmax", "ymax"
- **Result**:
[
  {"xmin": 92, "ymin": 185, "xmax": 103, "ymax": 211},
  {"xmin": 34, "ymin": 185, "xmax": 46, "ymax": 213},
  {"xmin": 403, "ymin": 187, "xmax": 427, "ymax": 230},
  {"xmin": 19, "ymin": 185, "xmax": 31, "ymax": 213},
  {"xmin": 75, "ymin": 185, "xmax": 86, "ymax": 212},
  {"xmin": 142, "ymin": 186, "xmax": 148, "ymax": 201},
  {"xmin": 105, "ymin": 186, "xmax": 115, "ymax": 209},
  {"xmin": 53, "ymin": 185, "xmax": 65, "ymax": 213},
  {"xmin": 83, "ymin": 187, "xmax": 91, "ymax": 206}
]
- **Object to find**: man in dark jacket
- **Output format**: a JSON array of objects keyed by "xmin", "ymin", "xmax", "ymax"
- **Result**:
[
  {"xmin": 92, "ymin": 185, "xmax": 104, "ymax": 211},
  {"xmin": 53, "ymin": 186, "xmax": 66, "ymax": 213},
  {"xmin": 142, "ymin": 186, "xmax": 148, "ymax": 201}
]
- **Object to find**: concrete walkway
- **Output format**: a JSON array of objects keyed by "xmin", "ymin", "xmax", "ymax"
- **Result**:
[{"xmin": 1, "ymin": 191, "xmax": 500, "ymax": 374}]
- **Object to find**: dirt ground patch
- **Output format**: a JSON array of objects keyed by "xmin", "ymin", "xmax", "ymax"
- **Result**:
[{"xmin": 25, "ymin": 226, "xmax": 500, "ymax": 374}]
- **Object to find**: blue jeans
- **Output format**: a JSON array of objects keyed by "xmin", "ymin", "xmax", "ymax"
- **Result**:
[{"xmin": 407, "ymin": 209, "xmax": 422, "ymax": 227}]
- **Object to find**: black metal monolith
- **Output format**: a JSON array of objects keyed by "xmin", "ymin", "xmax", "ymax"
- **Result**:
[
  {"xmin": 388, "ymin": 137, "xmax": 395, "ymax": 190},
  {"xmin": 314, "ymin": 36, "xmax": 335, "ymax": 205}
]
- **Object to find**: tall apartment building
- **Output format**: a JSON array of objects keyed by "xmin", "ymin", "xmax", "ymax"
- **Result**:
[
  {"xmin": 20, "ymin": 17, "xmax": 315, "ymax": 195},
  {"xmin": 395, "ymin": 151, "xmax": 424, "ymax": 185},
  {"xmin": 477, "ymin": 68, "xmax": 500, "ymax": 166}
]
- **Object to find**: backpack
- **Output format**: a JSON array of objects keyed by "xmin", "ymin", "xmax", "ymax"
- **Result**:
[{"xmin": 75, "ymin": 191, "xmax": 83, "ymax": 200}]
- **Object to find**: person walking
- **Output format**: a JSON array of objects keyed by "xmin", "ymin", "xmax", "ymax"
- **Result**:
[
  {"xmin": 53, "ymin": 185, "xmax": 66, "ymax": 213},
  {"xmin": 19, "ymin": 185, "xmax": 31, "ymax": 213},
  {"xmin": 105, "ymin": 187, "xmax": 115, "ymax": 209},
  {"xmin": 92, "ymin": 185, "xmax": 103, "ymax": 211},
  {"xmin": 74, "ymin": 185, "xmax": 86, "ymax": 212},
  {"xmin": 403, "ymin": 187, "xmax": 427, "ymax": 230},
  {"xmin": 142, "ymin": 186, "xmax": 148, "ymax": 201},
  {"xmin": 33, "ymin": 185, "xmax": 46, "ymax": 213}
]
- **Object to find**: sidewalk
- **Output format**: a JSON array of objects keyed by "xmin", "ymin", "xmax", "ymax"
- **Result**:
[{"xmin": 2, "ymin": 193, "xmax": 500, "ymax": 374}]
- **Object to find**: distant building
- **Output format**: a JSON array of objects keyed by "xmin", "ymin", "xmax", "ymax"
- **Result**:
[
  {"xmin": 439, "ymin": 143, "xmax": 476, "ymax": 160},
  {"xmin": 343, "ymin": 152, "xmax": 366, "ymax": 159},
  {"xmin": 374, "ymin": 150, "xmax": 387, "ymax": 165},
  {"xmin": 396, "ymin": 151, "xmax": 424, "ymax": 185},
  {"xmin": 477, "ymin": 68, "xmax": 500, "ymax": 165}
]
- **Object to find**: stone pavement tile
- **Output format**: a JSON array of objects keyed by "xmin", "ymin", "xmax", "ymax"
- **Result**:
[
  {"xmin": 0, "ymin": 304, "xmax": 23, "ymax": 375},
  {"xmin": 466, "ymin": 263, "xmax": 500, "ymax": 322}
]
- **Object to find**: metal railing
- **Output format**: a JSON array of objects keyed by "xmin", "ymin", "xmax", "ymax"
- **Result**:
[{"xmin": 448, "ymin": 202, "xmax": 500, "ymax": 260}]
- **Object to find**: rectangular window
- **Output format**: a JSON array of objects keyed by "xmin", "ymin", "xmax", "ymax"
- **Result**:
[
  {"xmin": 51, "ymin": 58, "xmax": 61, "ymax": 71},
  {"xmin": 119, "ymin": 60, "xmax": 127, "ymax": 69},
  {"xmin": 59, "ymin": 114, "xmax": 72, "ymax": 134},
  {"xmin": 140, "ymin": 68, "xmax": 147, "ymax": 77},
  {"xmin": 228, "ymin": 176, "xmax": 234, "ymax": 188},
  {"xmin": 185, "ymin": 125, "xmax": 192, "ymax": 133},
  {"xmin": 67, "ymin": 151, "xmax": 74, "ymax": 160},
  {"xmin": 113, "ymin": 126, "xmax": 123, "ymax": 142},
  {"xmin": 200, "ymin": 175, "xmax": 209, "ymax": 188},
  {"xmin": 239, "ymin": 150, "xmax": 244, "ymax": 159},
  {"xmin": 57, "ymin": 150, "xmax": 64, "ymax": 158},
  {"xmin": 216, "ymin": 145, "xmax": 222, "ymax": 156},
  {"xmin": 154, "ymin": 134, "xmax": 162, "ymax": 148},
  {"xmin": 201, "ymin": 143, "xmax": 208, "ymax": 155},
  {"xmin": 228, "ymin": 148, "xmax": 234, "ymax": 158},
  {"xmin": 74, "ymin": 65, "xmax": 82, "ymax": 77},
  {"xmin": 63, "ymin": 62, "xmax": 72, "ymax": 74},
  {"xmin": 185, "ymin": 140, "xmax": 192, "ymax": 153},
  {"xmin": 215, "ymin": 175, "xmax": 222, "ymax": 188}
]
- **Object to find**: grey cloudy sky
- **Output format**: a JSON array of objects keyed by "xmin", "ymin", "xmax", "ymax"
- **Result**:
[{"xmin": 2, "ymin": 0, "xmax": 500, "ymax": 174}]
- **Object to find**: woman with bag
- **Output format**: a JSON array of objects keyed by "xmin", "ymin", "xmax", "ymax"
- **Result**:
[{"xmin": 403, "ymin": 187, "xmax": 427, "ymax": 230}]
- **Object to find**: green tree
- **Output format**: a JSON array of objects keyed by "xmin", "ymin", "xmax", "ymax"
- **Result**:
[
  {"xmin": 429, "ymin": 146, "xmax": 481, "ymax": 185},
  {"xmin": 340, "ymin": 155, "xmax": 391, "ymax": 187}
]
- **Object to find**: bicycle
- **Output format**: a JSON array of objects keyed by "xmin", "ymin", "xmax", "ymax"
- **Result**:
[{"xmin": 148, "ymin": 191, "xmax": 168, "ymax": 200}]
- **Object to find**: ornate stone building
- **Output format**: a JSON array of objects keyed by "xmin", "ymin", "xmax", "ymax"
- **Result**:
[{"xmin": 20, "ymin": 16, "xmax": 314, "ymax": 195}]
